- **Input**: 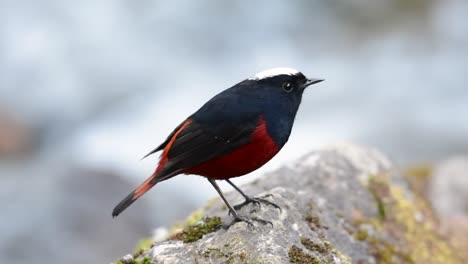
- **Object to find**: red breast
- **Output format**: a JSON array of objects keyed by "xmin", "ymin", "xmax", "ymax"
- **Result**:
[{"xmin": 185, "ymin": 116, "xmax": 280, "ymax": 179}]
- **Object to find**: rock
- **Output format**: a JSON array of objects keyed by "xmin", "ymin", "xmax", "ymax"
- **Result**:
[
  {"xmin": 120, "ymin": 254, "xmax": 134, "ymax": 264},
  {"xmin": 118, "ymin": 143, "xmax": 463, "ymax": 264},
  {"xmin": 429, "ymin": 157, "xmax": 468, "ymax": 217},
  {"xmin": 442, "ymin": 215, "xmax": 468, "ymax": 260},
  {"xmin": 429, "ymin": 157, "xmax": 468, "ymax": 260}
]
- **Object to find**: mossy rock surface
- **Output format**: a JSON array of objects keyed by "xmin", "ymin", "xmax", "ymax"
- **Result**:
[{"xmin": 115, "ymin": 143, "xmax": 462, "ymax": 264}]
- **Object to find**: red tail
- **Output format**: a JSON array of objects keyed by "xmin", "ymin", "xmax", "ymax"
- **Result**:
[
  {"xmin": 113, "ymin": 119, "xmax": 192, "ymax": 217},
  {"xmin": 112, "ymin": 172, "xmax": 158, "ymax": 218}
]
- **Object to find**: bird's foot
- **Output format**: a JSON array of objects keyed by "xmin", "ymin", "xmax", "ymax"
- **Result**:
[
  {"xmin": 233, "ymin": 194, "xmax": 282, "ymax": 212},
  {"xmin": 221, "ymin": 212, "xmax": 272, "ymax": 229}
]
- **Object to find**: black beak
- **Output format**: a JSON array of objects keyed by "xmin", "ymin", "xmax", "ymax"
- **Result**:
[{"xmin": 303, "ymin": 78, "xmax": 324, "ymax": 89}]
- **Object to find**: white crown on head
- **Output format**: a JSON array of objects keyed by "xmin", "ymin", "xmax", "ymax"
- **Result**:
[{"xmin": 250, "ymin": 67, "xmax": 300, "ymax": 80}]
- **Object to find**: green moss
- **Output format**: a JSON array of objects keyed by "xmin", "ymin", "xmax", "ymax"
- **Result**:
[
  {"xmin": 404, "ymin": 165, "xmax": 432, "ymax": 199},
  {"xmin": 185, "ymin": 209, "xmax": 205, "ymax": 226},
  {"xmin": 359, "ymin": 175, "xmax": 462, "ymax": 264},
  {"xmin": 168, "ymin": 208, "xmax": 206, "ymax": 237},
  {"xmin": 202, "ymin": 247, "xmax": 226, "ymax": 258},
  {"xmin": 114, "ymin": 239, "xmax": 153, "ymax": 264},
  {"xmin": 114, "ymin": 255, "xmax": 152, "ymax": 264},
  {"xmin": 300, "ymin": 238, "xmax": 329, "ymax": 254},
  {"xmin": 134, "ymin": 256, "xmax": 152, "ymax": 264},
  {"xmin": 367, "ymin": 176, "xmax": 388, "ymax": 221},
  {"xmin": 366, "ymin": 235, "xmax": 414, "ymax": 264},
  {"xmin": 354, "ymin": 229, "xmax": 369, "ymax": 241},
  {"xmin": 386, "ymin": 177, "xmax": 457, "ymax": 263},
  {"xmin": 239, "ymin": 252, "xmax": 247, "ymax": 262},
  {"xmin": 133, "ymin": 238, "xmax": 153, "ymax": 258},
  {"xmin": 202, "ymin": 247, "xmax": 251, "ymax": 264},
  {"xmin": 288, "ymin": 245, "xmax": 320, "ymax": 264},
  {"xmin": 290, "ymin": 237, "xmax": 351, "ymax": 264},
  {"xmin": 174, "ymin": 216, "xmax": 222, "ymax": 243},
  {"xmin": 133, "ymin": 249, "xmax": 143, "ymax": 259},
  {"xmin": 305, "ymin": 214, "xmax": 322, "ymax": 230}
]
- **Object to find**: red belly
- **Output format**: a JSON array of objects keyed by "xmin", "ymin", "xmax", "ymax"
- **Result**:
[{"xmin": 185, "ymin": 118, "xmax": 280, "ymax": 179}]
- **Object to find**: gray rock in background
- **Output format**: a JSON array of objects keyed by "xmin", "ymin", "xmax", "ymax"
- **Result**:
[
  {"xmin": 430, "ymin": 157, "xmax": 468, "ymax": 217},
  {"xmin": 429, "ymin": 157, "xmax": 468, "ymax": 257},
  {"xmin": 123, "ymin": 143, "xmax": 461, "ymax": 264}
]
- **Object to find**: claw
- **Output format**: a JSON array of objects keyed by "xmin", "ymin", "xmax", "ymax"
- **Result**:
[
  {"xmin": 250, "ymin": 216, "xmax": 273, "ymax": 227},
  {"xmin": 221, "ymin": 213, "xmax": 272, "ymax": 229},
  {"xmin": 233, "ymin": 195, "xmax": 282, "ymax": 212}
]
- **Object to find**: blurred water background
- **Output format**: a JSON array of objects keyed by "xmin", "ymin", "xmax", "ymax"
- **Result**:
[{"xmin": 1, "ymin": 0, "xmax": 467, "ymax": 263}]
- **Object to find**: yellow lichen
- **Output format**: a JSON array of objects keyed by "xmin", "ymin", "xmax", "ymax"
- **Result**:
[
  {"xmin": 404, "ymin": 166, "xmax": 432, "ymax": 178},
  {"xmin": 403, "ymin": 165, "xmax": 432, "ymax": 200},
  {"xmin": 330, "ymin": 248, "xmax": 352, "ymax": 264},
  {"xmin": 359, "ymin": 175, "xmax": 462, "ymax": 264},
  {"xmin": 354, "ymin": 229, "xmax": 369, "ymax": 241},
  {"xmin": 133, "ymin": 238, "xmax": 153, "ymax": 258},
  {"xmin": 135, "ymin": 256, "xmax": 152, "ymax": 264}
]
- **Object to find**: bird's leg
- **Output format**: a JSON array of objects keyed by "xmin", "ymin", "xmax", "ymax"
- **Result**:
[
  {"xmin": 208, "ymin": 179, "xmax": 272, "ymax": 229},
  {"xmin": 226, "ymin": 179, "xmax": 281, "ymax": 212}
]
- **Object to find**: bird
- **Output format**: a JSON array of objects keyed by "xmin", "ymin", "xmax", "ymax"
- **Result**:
[{"xmin": 112, "ymin": 67, "xmax": 323, "ymax": 228}]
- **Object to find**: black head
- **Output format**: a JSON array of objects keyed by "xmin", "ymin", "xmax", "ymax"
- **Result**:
[
  {"xmin": 242, "ymin": 67, "xmax": 323, "ymax": 117},
  {"xmin": 240, "ymin": 67, "xmax": 323, "ymax": 146},
  {"xmin": 249, "ymin": 67, "xmax": 323, "ymax": 98}
]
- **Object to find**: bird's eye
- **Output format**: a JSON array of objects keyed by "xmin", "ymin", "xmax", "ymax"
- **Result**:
[{"xmin": 282, "ymin": 82, "xmax": 293, "ymax": 92}]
